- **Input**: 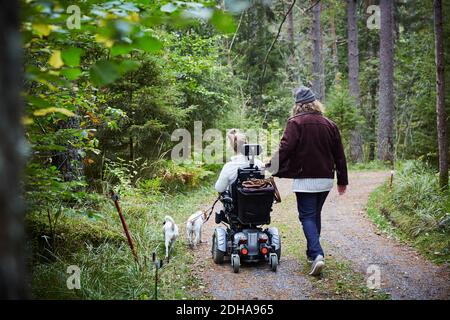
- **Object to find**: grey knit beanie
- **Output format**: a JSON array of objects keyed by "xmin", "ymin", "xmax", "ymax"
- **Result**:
[{"xmin": 294, "ymin": 86, "xmax": 315, "ymax": 104}]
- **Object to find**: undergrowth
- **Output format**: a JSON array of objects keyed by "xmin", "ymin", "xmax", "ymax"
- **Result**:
[
  {"xmin": 28, "ymin": 160, "xmax": 219, "ymax": 299},
  {"xmin": 366, "ymin": 160, "xmax": 450, "ymax": 264}
]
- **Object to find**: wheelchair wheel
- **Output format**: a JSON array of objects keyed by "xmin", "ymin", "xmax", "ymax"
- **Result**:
[
  {"xmin": 212, "ymin": 234, "xmax": 224, "ymax": 264},
  {"xmin": 270, "ymin": 253, "xmax": 278, "ymax": 272},
  {"xmin": 276, "ymin": 239, "xmax": 281, "ymax": 262},
  {"xmin": 232, "ymin": 254, "xmax": 240, "ymax": 273}
]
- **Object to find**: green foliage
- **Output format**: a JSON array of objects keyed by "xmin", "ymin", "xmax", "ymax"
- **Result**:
[
  {"xmin": 210, "ymin": 10, "xmax": 237, "ymax": 33},
  {"xmin": 230, "ymin": 0, "xmax": 290, "ymax": 115},
  {"xmin": 23, "ymin": 0, "xmax": 450, "ymax": 300},
  {"xmin": 102, "ymin": 157, "xmax": 137, "ymax": 195},
  {"xmin": 325, "ymin": 82, "xmax": 364, "ymax": 143},
  {"xmin": 25, "ymin": 164, "xmax": 83, "ymax": 207},
  {"xmin": 136, "ymin": 177, "xmax": 163, "ymax": 195},
  {"xmin": 29, "ymin": 183, "xmax": 217, "ymax": 299},
  {"xmin": 23, "ymin": 0, "xmax": 241, "ymax": 209},
  {"xmin": 348, "ymin": 160, "xmax": 389, "ymax": 171},
  {"xmin": 61, "ymin": 48, "xmax": 83, "ymax": 67},
  {"xmin": 157, "ymin": 160, "xmax": 215, "ymax": 192},
  {"xmin": 393, "ymin": 0, "xmax": 440, "ymax": 162},
  {"xmin": 23, "ymin": 1, "xmax": 241, "ymax": 299},
  {"xmin": 367, "ymin": 161, "xmax": 450, "ymax": 264}
]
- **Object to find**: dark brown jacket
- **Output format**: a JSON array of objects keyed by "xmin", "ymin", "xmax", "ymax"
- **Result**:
[{"xmin": 270, "ymin": 111, "xmax": 348, "ymax": 186}]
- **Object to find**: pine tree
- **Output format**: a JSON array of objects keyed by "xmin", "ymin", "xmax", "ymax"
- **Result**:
[
  {"xmin": 311, "ymin": 1, "xmax": 325, "ymax": 101},
  {"xmin": 347, "ymin": 0, "xmax": 364, "ymax": 162},
  {"xmin": 377, "ymin": 0, "xmax": 395, "ymax": 162}
]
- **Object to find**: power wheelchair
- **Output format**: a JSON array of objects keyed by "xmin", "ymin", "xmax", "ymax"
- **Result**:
[{"xmin": 211, "ymin": 144, "xmax": 281, "ymax": 273}]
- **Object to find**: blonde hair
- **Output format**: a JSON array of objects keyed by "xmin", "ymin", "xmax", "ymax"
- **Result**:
[
  {"xmin": 227, "ymin": 129, "xmax": 247, "ymax": 154},
  {"xmin": 292, "ymin": 100, "xmax": 325, "ymax": 116}
]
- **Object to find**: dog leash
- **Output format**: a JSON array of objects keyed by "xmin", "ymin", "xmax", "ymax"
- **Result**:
[
  {"xmin": 204, "ymin": 196, "xmax": 220, "ymax": 223},
  {"xmin": 189, "ymin": 195, "xmax": 220, "ymax": 225}
]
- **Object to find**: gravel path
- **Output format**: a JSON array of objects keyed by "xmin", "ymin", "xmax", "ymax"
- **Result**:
[
  {"xmin": 321, "ymin": 171, "xmax": 450, "ymax": 300},
  {"xmin": 189, "ymin": 171, "xmax": 450, "ymax": 300}
]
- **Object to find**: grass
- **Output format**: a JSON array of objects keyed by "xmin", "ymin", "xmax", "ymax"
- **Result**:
[
  {"xmin": 305, "ymin": 257, "xmax": 390, "ymax": 300},
  {"xmin": 275, "ymin": 194, "xmax": 389, "ymax": 300},
  {"xmin": 29, "ymin": 184, "xmax": 218, "ymax": 300},
  {"xmin": 32, "ymin": 160, "xmax": 444, "ymax": 300},
  {"xmin": 348, "ymin": 160, "xmax": 390, "ymax": 171},
  {"xmin": 366, "ymin": 161, "xmax": 450, "ymax": 265}
]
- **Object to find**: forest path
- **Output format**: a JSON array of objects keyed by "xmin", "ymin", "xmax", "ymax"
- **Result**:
[{"xmin": 189, "ymin": 171, "xmax": 450, "ymax": 300}]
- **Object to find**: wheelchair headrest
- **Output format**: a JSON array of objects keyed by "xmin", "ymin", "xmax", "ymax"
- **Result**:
[{"xmin": 241, "ymin": 144, "xmax": 262, "ymax": 156}]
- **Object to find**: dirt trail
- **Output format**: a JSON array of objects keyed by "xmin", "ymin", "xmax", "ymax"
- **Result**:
[
  {"xmin": 321, "ymin": 171, "xmax": 449, "ymax": 299},
  {"xmin": 189, "ymin": 171, "xmax": 450, "ymax": 300}
]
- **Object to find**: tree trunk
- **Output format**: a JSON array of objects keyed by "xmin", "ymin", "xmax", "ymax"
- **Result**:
[
  {"xmin": 287, "ymin": 4, "xmax": 294, "ymax": 45},
  {"xmin": 54, "ymin": 114, "xmax": 84, "ymax": 181},
  {"xmin": 434, "ymin": 0, "xmax": 449, "ymax": 189},
  {"xmin": 311, "ymin": 1, "xmax": 325, "ymax": 101},
  {"xmin": 369, "ymin": 82, "xmax": 377, "ymax": 161},
  {"xmin": 347, "ymin": 0, "xmax": 364, "ymax": 162},
  {"xmin": 287, "ymin": 3, "xmax": 296, "ymax": 81},
  {"xmin": 129, "ymin": 136, "xmax": 134, "ymax": 162},
  {"xmin": 329, "ymin": 12, "xmax": 339, "ymax": 75},
  {"xmin": 377, "ymin": 0, "xmax": 395, "ymax": 163},
  {"xmin": 0, "ymin": 0, "xmax": 28, "ymax": 299},
  {"xmin": 249, "ymin": 0, "xmax": 266, "ymax": 110}
]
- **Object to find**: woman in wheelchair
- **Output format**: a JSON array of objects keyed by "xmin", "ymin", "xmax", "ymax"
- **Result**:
[
  {"xmin": 214, "ymin": 129, "xmax": 264, "ymax": 194},
  {"xmin": 211, "ymin": 129, "xmax": 281, "ymax": 273}
]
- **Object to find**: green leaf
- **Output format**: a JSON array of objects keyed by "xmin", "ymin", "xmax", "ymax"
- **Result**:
[
  {"xmin": 61, "ymin": 48, "xmax": 84, "ymax": 67},
  {"xmin": 89, "ymin": 61, "xmax": 120, "ymax": 86},
  {"xmin": 27, "ymin": 95, "xmax": 52, "ymax": 108},
  {"xmin": 111, "ymin": 43, "xmax": 132, "ymax": 56},
  {"xmin": 135, "ymin": 36, "xmax": 162, "ymax": 53},
  {"xmin": 210, "ymin": 10, "xmax": 236, "ymax": 34},
  {"xmin": 117, "ymin": 60, "xmax": 141, "ymax": 74},
  {"xmin": 61, "ymin": 68, "xmax": 82, "ymax": 80}
]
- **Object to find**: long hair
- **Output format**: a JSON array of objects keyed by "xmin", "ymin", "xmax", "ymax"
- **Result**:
[{"xmin": 292, "ymin": 100, "xmax": 325, "ymax": 116}]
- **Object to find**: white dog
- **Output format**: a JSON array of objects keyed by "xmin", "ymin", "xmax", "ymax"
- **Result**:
[
  {"xmin": 186, "ymin": 210, "xmax": 207, "ymax": 248},
  {"xmin": 163, "ymin": 215, "xmax": 179, "ymax": 260}
]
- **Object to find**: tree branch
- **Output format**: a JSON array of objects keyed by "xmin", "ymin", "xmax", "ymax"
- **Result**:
[
  {"xmin": 300, "ymin": 0, "xmax": 321, "ymax": 14},
  {"xmin": 261, "ymin": 0, "xmax": 297, "ymax": 81},
  {"xmin": 228, "ymin": 11, "xmax": 245, "ymax": 58}
]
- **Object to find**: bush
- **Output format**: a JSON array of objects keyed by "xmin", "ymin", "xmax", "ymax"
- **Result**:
[
  {"xmin": 157, "ymin": 161, "xmax": 214, "ymax": 193},
  {"xmin": 29, "ymin": 181, "xmax": 217, "ymax": 299},
  {"xmin": 367, "ymin": 160, "xmax": 450, "ymax": 263},
  {"xmin": 136, "ymin": 177, "xmax": 163, "ymax": 196}
]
